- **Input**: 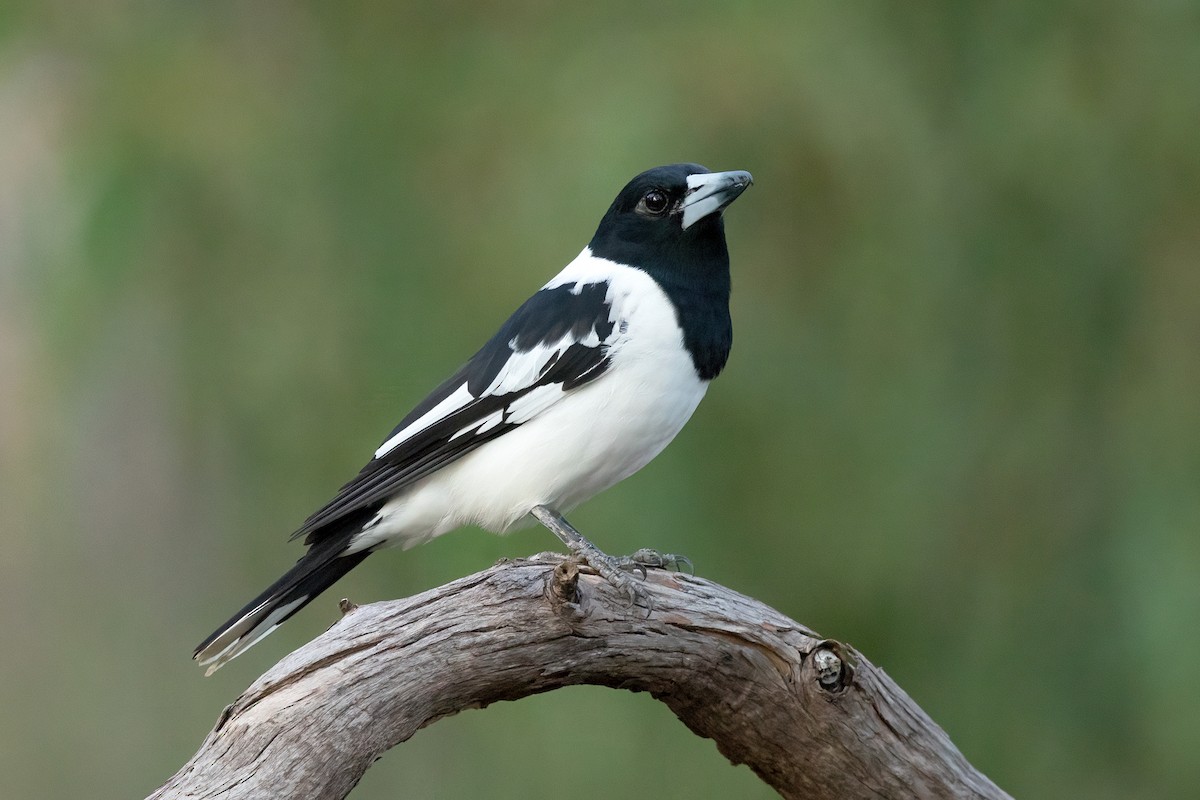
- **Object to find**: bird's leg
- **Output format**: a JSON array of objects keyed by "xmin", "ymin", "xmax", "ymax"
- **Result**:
[{"xmin": 530, "ymin": 505, "xmax": 654, "ymax": 609}]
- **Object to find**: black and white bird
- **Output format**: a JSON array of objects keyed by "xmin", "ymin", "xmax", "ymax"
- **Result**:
[{"xmin": 194, "ymin": 163, "xmax": 752, "ymax": 674}]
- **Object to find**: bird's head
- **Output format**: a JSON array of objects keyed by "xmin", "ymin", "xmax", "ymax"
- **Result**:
[{"xmin": 587, "ymin": 164, "xmax": 753, "ymax": 279}]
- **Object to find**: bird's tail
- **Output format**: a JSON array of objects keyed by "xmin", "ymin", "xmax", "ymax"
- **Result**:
[{"xmin": 193, "ymin": 541, "xmax": 370, "ymax": 676}]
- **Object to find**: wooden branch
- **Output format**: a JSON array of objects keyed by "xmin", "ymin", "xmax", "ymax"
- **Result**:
[{"xmin": 150, "ymin": 554, "xmax": 1010, "ymax": 799}]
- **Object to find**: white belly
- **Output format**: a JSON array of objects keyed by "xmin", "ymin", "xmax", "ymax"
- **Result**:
[{"xmin": 446, "ymin": 345, "xmax": 706, "ymax": 532}]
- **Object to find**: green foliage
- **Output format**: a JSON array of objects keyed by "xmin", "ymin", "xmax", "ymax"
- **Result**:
[{"xmin": 2, "ymin": 2, "xmax": 1198, "ymax": 797}]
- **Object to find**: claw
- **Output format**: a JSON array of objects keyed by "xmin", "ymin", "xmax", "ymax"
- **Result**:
[
  {"xmin": 620, "ymin": 560, "xmax": 649, "ymax": 579},
  {"xmin": 615, "ymin": 574, "xmax": 652, "ymax": 615},
  {"xmin": 585, "ymin": 550, "xmax": 654, "ymax": 612}
]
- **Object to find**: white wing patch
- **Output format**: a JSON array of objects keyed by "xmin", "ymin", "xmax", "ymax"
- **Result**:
[
  {"xmin": 505, "ymin": 384, "xmax": 566, "ymax": 424},
  {"xmin": 374, "ymin": 252, "xmax": 627, "ymax": 465},
  {"xmin": 483, "ymin": 331, "xmax": 604, "ymax": 396},
  {"xmin": 485, "ymin": 341, "xmax": 561, "ymax": 395},
  {"xmin": 451, "ymin": 329, "xmax": 606, "ymax": 440},
  {"xmin": 450, "ymin": 408, "xmax": 505, "ymax": 441},
  {"xmin": 375, "ymin": 382, "xmax": 475, "ymax": 459}
]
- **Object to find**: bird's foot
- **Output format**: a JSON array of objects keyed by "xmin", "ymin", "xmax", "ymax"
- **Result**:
[
  {"xmin": 531, "ymin": 505, "xmax": 688, "ymax": 611},
  {"xmin": 616, "ymin": 548, "xmax": 694, "ymax": 576},
  {"xmin": 566, "ymin": 544, "xmax": 650, "ymax": 610}
]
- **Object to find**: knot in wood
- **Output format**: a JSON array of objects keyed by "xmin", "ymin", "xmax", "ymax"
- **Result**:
[
  {"xmin": 813, "ymin": 645, "xmax": 847, "ymax": 692},
  {"xmin": 546, "ymin": 559, "xmax": 581, "ymax": 608}
]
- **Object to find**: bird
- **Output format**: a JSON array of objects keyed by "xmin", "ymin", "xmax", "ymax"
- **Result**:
[{"xmin": 194, "ymin": 163, "xmax": 753, "ymax": 674}]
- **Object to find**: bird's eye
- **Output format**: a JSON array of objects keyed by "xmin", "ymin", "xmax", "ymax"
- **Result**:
[{"xmin": 640, "ymin": 190, "xmax": 669, "ymax": 215}]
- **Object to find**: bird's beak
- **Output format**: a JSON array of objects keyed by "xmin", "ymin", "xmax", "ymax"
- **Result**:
[{"xmin": 680, "ymin": 170, "xmax": 754, "ymax": 230}]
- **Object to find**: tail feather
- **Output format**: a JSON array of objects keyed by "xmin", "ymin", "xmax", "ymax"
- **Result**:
[{"xmin": 194, "ymin": 545, "xmax": 370, "ymax": 675}]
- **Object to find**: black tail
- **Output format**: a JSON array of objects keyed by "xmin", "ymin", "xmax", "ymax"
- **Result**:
[{"xmin": 193, "ymin": 540, "xmax": 370, "ymax": 675}]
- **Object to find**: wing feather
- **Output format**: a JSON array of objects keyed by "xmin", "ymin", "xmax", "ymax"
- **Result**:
[{"xmin": 291, "ymin": 281, "xmax": 617, "ymax": 544}]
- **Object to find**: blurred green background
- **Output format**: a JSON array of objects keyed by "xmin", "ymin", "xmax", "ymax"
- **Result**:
[{"xmin": 2, "ymin": 1, "xmax": 1198, "ymax": 798}]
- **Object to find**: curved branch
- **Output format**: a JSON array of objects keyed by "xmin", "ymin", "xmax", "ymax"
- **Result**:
[{"xmin": 149, "ymin": 554, "xmax": 1010, "ymax": 799}]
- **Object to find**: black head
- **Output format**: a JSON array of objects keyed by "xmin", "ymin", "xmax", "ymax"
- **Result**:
[
  {"xmin": 587, "ymin": 163, "xmax": 752, "ymax": 380},
  {"xmin": 587, "ymin": 164, "xmax": 752, "ymax": 282}
]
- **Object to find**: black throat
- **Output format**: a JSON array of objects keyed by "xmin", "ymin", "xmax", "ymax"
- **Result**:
[{"xmin": 588, "ymin": 217, "xmax": 733, "ymax": 381}]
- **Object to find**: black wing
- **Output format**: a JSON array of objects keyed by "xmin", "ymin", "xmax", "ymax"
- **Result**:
[{"xmin": 291, "ymin": 281, "xmax": 616, "ymax": 545}]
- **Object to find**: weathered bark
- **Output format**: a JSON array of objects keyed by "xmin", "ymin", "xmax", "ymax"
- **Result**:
[{"xmin": 150, "ymin": 554, "xmax": 1010, "ymax": 799}]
